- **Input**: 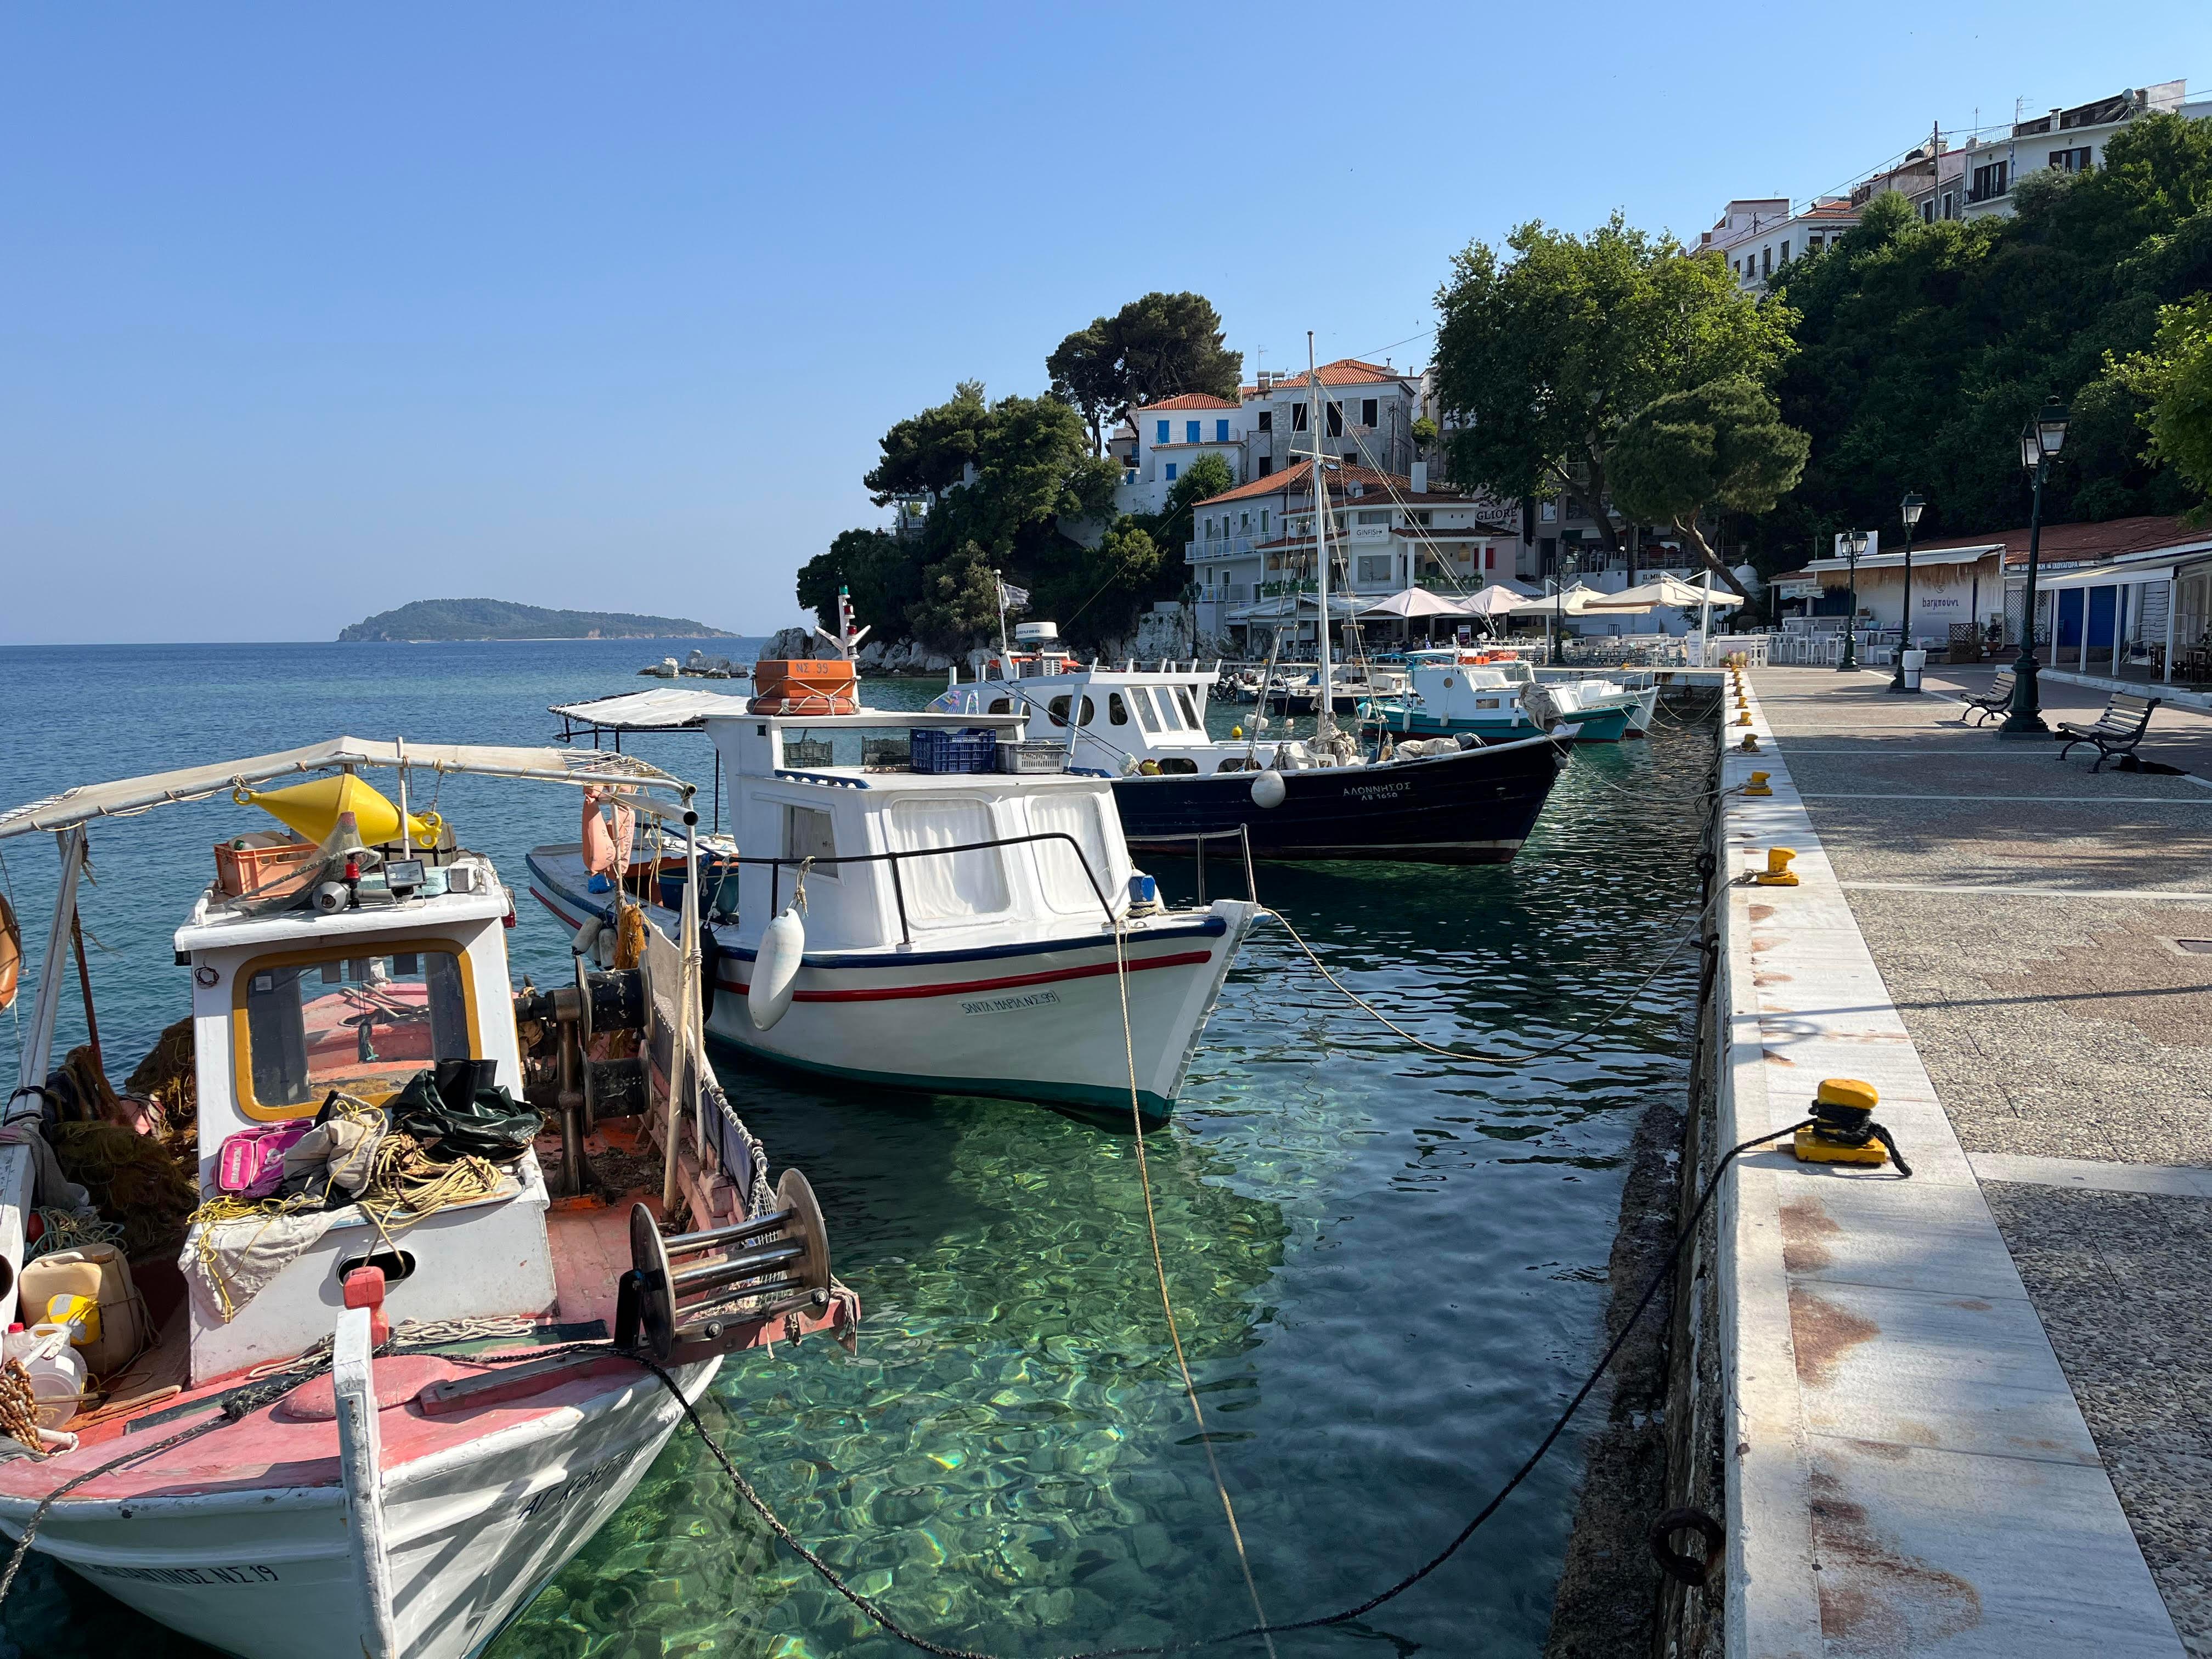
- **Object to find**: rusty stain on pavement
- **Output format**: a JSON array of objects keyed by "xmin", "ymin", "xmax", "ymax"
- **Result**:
[{"xmin": 1790, "ymin": 1286, "xmax": 1880, "ymax": 1386}]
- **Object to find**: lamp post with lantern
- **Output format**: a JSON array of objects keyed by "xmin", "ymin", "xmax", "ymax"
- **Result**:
[
  {"xmin": 1837, "ymin": 529, "xmax": 1867, "ymax": 671},
  {"xmin": 1888, "ymin": 492, "xmax": 1926, "ymax": 692},
  {"xmin": 1550, "ymin": 549, "xmax": 1579, "ymax": 665},
  {"xmin": 2000, "ymin": 399, "xmax": 2070, "ymax": 736}
]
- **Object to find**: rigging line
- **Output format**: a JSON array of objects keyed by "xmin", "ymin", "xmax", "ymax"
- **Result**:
[
  {"xmin": 1261, "ymin": 884, "xmax": 1720, "ymax": 1067},
  {"xmin": 1113, "ymin": 915, "xmax": 1280, "ymax": 1657}
]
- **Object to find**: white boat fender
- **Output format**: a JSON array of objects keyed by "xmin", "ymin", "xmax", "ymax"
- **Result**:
[
  {"xmin": 572, "ymin": 916, "xmax": 603, "ymax": 957},
  {"xmin": 1250, "ymin": 768, "xmax": 1287, "ymax": 809},
  {"xmin": 749, "ymin": 908, "xmax": 805, "ymax": 1031}
]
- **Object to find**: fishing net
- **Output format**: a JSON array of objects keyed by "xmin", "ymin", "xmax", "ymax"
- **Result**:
[
  {"xmin": 125, "ymin": 1018, "xmax": 198, "ymax": 1136},
  {"xmin": 50, "ymin": 1120, "xmax": 199, "ymax": 1258}
]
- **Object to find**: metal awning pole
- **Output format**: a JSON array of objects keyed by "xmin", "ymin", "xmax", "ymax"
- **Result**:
[{"xmin": 18, "ymin": 828, "xmax": 86, "ymax": 1092}]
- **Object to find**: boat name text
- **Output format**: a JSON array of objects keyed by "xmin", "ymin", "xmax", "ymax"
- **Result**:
[
  {"xmin": 961, "ymin": 990, "xmax": 1062, "ymax": 1017},
  {"xmin": 520, "ymin": 1451, "xmax": 631, "ymax": 1520},
  {"xmin": 87, "ymin": 1562, "xmax": 283, "ymax": 1587}
]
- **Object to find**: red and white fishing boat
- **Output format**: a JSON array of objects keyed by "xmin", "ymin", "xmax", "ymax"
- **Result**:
[
  {"xmin": 0, "ymin": 740, "xmax": 853, "ymax": 1659},
  {"xmin": 529, "ymin": 650, "xmax": 1257, "ymax": 1122}
]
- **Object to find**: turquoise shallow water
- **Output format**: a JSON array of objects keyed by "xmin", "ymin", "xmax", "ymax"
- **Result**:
[{"xmin": 0, "ymin": 642, "xmax": 1710, "ymax": 1659}]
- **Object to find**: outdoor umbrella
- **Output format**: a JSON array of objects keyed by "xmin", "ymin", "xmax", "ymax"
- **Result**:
[
  {"xmin": 1357, "ymin": 586, "xmax": 1469, "ymax": 620},
  {"xmin": 1585, "ymin": 573, "xmax": 1745, "ymax": 610}
]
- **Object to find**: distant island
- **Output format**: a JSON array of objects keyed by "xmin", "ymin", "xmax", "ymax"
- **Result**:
[{"xmin": 338, "ymin": 599, "xmax": 738, "ymax": 642}]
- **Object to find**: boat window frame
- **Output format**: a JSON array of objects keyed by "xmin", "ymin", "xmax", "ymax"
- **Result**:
[
  {"xmin": 229, "ymin": 935, "xmax": 481, "ymax": 1122},
  {"xmin": 1131, "ymin": 689, "xmax": 1162, "ymax": 734},
  {"xmin": 1173, "ymin": 687, "xmax": 1201, "ymax": 728},
  {"xmin": 1108, "ymin": 692, "xmax": 1130, "ymax": 727},
  {"xmin": 783, "ymin": 803, "xmax": 840, "ymax": 880}
]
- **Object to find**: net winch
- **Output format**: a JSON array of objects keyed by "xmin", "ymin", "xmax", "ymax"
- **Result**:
[{"xmin": 613, "ymin": 1172, "xmax": 833, "ymax": 1363}]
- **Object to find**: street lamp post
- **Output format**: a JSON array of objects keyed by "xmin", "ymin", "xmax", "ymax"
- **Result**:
[
  {"xmin": 2000, "ymin": 399, "xmax": 2070, "ymax": 736},
  {"xmin": 1888, "ymin": 493, "xmax": 1925, "ymax": 692},
  {"xmin": 1837, "ymin": 529, "xmax": 1867, "ymax": 670}
]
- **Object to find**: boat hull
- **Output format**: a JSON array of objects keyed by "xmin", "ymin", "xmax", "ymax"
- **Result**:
[
  {"xmin": 0, "ymin": 1356, "xmax": 718, "ymax": 1659},
  {"xmin": 527, "ymin": 859, "xmax": 1252, "ymax": 1122},
  {"xmin": 1114, "ymin": 733, "xmax": 1567, "ymax": 864}
]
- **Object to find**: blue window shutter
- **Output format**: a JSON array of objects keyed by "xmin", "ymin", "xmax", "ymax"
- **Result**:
[
  {"xmin": 1156, "ymin": 420, "xmax": 1169, "ymax": 444},
  {"xmin": 1165, "ymin": 463, "xmax": 1178, "ymax": 482},
  {"xmin": 1216, "ymin": 419, "xmax": 1229, "ymax": 442},
  {"xmin": 1186, "ymin": 421, "xmax": 1199, "ymax": 444}
]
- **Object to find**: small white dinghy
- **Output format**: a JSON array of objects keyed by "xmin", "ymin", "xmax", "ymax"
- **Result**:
[{"xmin": 0, "ymin": 739, "xmax": 853, "ymax": 1659}]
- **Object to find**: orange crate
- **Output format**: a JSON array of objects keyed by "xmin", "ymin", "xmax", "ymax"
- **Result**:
[
  {"xmin": 748, "ymin": 658, "xmax": 859, "ymax": 715},
  {"xmin": 215, "ymin": 831, "xmax": 321, "ymax": 898}
]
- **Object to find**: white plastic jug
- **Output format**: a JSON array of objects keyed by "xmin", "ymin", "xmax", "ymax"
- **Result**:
[{"xmin": 21, "ymin": 1324, "xmax": 88, "ymax": 1429}]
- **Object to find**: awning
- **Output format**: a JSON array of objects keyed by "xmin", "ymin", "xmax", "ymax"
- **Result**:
[
  {"xmin": 1510, "ymin": 583, "xmax": 1644, "ymax": 617},
  {"xmin": 1224, "ymin": 592, "xmax": 1365, "ymax": 622},
  {"xmin": 0, "ymin": 738, "xmax": 693, "ymax": 842},
  {"xmin": 2019, "ymin": 551, "xmax": 2212, "ymax": 591},
  {"xmin": 550, "ymin": 687, "xmax": 753, "ymax": 731}
]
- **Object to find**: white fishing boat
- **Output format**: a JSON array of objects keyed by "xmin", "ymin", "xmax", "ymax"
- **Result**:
[
  {"xmin": 0, "ymin": 740, "xmax": 852, "ymax": 1659},
  {"xmin": 531, "ymin": 633, "xmax": 1258, "ymax": 1123}
]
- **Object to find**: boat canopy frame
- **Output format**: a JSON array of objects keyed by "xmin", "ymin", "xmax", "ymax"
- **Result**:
[{"xmin": 0, "ymin": 736, "xmax": 696, "ymax": 844}]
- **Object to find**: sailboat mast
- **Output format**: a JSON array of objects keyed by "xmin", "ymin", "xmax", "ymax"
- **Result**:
[{"xmin": 1307, "ymin": 332, "xmax": 1334, "ymax": 736}]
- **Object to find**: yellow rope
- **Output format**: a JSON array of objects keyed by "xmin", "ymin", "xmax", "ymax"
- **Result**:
[{"xmin": 1111, "ymin": 917, "xmax": 1278, "ymax": 1658}]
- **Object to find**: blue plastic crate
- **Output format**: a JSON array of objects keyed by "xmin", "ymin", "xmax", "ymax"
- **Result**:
[{"xmin": 909, "ymin": 727, "xmax": 996, "ymax": 774}]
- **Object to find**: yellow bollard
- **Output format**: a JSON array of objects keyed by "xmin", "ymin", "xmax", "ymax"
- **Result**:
[
  {"xmin": 1743, "ymin": 771, "xmax": 1773, "ymax": 797},
  {"xmin": 1793, "ymin": 1079, "xmax": 1892, "ymax": 1167},
  {"xmin": 1737, "ymin": 709, "xmax": 1754, "ymax": 726},
  {"xmin": 1752, "ymin": 847, "xmax": 1799, "ymax": 886},
  {"xmin": 1740, "ymin": 732, "xmax": 1761, "ymax": 753}
]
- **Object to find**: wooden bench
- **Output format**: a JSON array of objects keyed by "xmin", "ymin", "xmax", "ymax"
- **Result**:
[
  {"xmin": 2057, "ymin": 691, "xmax": 2162, "ymax": 771},
  {"xmin": 1961, "ymin": 669, "xmax": 2015, "ymax": 725}
]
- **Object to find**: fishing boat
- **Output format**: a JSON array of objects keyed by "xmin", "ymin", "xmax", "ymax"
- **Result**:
[
  {"xmin": 0, "ymin": 740, "xmax": 851, "ymax": 1659},
  {"xmin": 1360, "ymin": 650, "xmax": 1657, "ymax": 743},
  {"xmin": 531, "ymin": 632, "xmax": 1257, "ymax": 1123},
  {"xmin": 928, "ymin": 346, "xmax": 1571, "ymax": 865}
]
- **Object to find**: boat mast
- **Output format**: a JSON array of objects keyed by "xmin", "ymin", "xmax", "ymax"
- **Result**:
[{"xmin": 1306, "ymin": 332, "xmax": 1335, "ymax": 737}]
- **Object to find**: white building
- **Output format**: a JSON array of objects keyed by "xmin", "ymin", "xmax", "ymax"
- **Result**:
[
  {"xmin": 1955, "ymin": 81, "xmax": 2204, "ymax": 221},
  {"xmin": 1108, "ymin": 393, "xmax": 1248, "ymax": 515},
  {"xmin": 1701, "ymin": 196, "xmax": 1860, "ymax": 293},
  {"xmin": 1109, "ymin": 358, "xmax": 1426, "ymax": 516},
  {"xmin": 1184, "ymin": 458, "xmax": 1524, "ymax": 646}
]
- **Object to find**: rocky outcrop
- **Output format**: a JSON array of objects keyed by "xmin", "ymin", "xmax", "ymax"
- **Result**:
[{"xmin": 763, "ymin": 625, "xmax": 955, "ymax": 676}]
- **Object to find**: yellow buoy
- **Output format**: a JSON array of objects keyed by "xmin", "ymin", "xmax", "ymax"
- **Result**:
[{"xmin": 238, "ymin": 773, "xmax": 441, "ymax": 849}]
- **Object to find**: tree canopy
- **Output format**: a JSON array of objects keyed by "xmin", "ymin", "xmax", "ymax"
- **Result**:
[
  {"xmin": 1609, "ymin": 377, "xmax": 1809, "ymax": 591},
  {"xmin": 2112, "ymin": 294, "xmax": 2212, "ymax": 511},
  {"xmin": 1048, "ymin": 292, "xmax": 1243, "ymax": 453},
  {"xmin": 1761, "ymin": 112, "xmax": 2212, "ymax": 561},
  {"xmin": 1431, "ymin": 215, "xmax": 1797, "ymax": 552}
]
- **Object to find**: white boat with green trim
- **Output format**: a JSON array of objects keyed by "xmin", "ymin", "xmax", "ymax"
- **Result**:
[{"xmin": 1363, "ymin": 650, "xmax": 1657, "ymax": 743}]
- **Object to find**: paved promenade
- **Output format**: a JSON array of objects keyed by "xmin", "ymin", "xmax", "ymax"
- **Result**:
[{"xmin": 1723, "ymin": 664, "xmax": 2211, "ymax": 1656}]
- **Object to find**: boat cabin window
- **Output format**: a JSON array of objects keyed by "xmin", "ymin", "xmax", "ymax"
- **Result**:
[
  {"xmin": 1131, "ymin": 689, "xmax": 1161, "ymax": 734},
  {"xmin": 783, "ymin": 804, "xmax": 839, "ymax": 879},
  {"xmin": 887, "ymin": 797, "xmax": 1008, "ymax": 924},
  {"xmin": 987, "ymin": 697, "xmax": 1011, "ymax": 715},
  {"xmin": 235, "ymin": 945, "xmax": 474, "ymax": 1119},
  {"xmin": 1108, "ymin": 693, "xmax": 1130, "ymax": 726},
  {"xmin": 1044, "ymin": 696, "xmax": 1096, "ymax": 729},
  {"xmin": 1173, "ymin": 688, "xmax": 1201, "ymax": 728}
]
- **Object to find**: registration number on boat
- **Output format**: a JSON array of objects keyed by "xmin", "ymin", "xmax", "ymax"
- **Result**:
[
  {"xmin": 520, "ymin": 1450, "xmax": 631, "ymax": 1519},
  {"xmin": 1343, "ymin": 781, "xmax": 1410, "ymax": 801},
  {"xmin": 961, "ymin": 989, "xmax": 1061, "ymax": 1017}
]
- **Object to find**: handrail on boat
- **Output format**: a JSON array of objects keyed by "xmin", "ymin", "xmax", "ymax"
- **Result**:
[{"xmin": 712, "ymin": 825, "xmax": 1257, "ymax": 947}]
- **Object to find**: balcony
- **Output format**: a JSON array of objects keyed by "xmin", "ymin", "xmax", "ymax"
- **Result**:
[{"xmin": 1186, "ymin": 533, "xmax": 1260, "ymax": 564}]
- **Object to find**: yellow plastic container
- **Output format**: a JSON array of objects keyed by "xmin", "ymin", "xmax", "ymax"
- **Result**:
[
  {"xmin": 238, "ymin": 772, "xmax": 440, "ymax": 850},
  {"xmin": 19, "ymin": 1244, "xmax": 144, "ymax": 1377}
]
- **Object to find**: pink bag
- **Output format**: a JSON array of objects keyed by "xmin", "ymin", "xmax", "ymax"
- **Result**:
[{"xmin": 217, "ymin": 1121, "xmax": 314, "ymax": 1199}]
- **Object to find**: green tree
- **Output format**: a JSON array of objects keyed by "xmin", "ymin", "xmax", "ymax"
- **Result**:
[
  {"xmin": 863, "ymin": 381, "xmax": 988, "ymax": 501},
  {"xmin": 1609, "ymin": 377, "xmax": 1809, "ymax": 593},
  {"xmin": 2113, "ymin": 293, "xmax": 2212, "ymax": 514},
  {"xmin": 1046, "ymin": 292, "xmax": 1243, "ymax": 452},
  {"xmin": 795, "ymin": 528, "xmax": 918, "ymax": 632},
  {"xmin": 1152, "ymin": 453, "xmax": 1236, "ymax": 564},
  {"xmin": 1763, "ymin": 113, "xmax": 2212, "ymax": 563},
  {"xmin": 1046, "ymin": 318, "xmax": 1121, "ymax": 455},
  {"xmin": 1431, "ymin": 213, "xmax": 1797, "ymax": 553},
  {"xmin": 907, "ymin": 541, "xmax": 1005, "ymax": 651}
]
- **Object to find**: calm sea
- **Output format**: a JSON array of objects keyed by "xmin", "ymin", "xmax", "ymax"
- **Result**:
[{"xmin": 0, "ymin": 639, "xmax": 1710, "ymax": 1659}]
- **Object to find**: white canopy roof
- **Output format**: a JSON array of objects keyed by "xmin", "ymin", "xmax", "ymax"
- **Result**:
[
  {"xmin": 1587, "ymin": 573, "xmax": 1746, "ymax": 610},
  {"xmin": 1225, "ymin": 591, "xmax": 1365, "ymax": 622},
  {"xmin": 0, "ymin": 737, "xmax": 692, "ymax": 842},
  {"xmin": 1455, "ymin": 584, "xmax": 1534, "ymax": 617},
  {"xmin": 550, "ymin": 686, "xmax": 753, "ymax": 731},
  {"xmin": 2025, "ymin": 550, "xmax": 2212, "ymax": 591}
]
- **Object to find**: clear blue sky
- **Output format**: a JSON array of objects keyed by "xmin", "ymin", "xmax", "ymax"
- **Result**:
[{"xmin": 4, "ymin": 3, "xmax": 2207, "ymax": 644}]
